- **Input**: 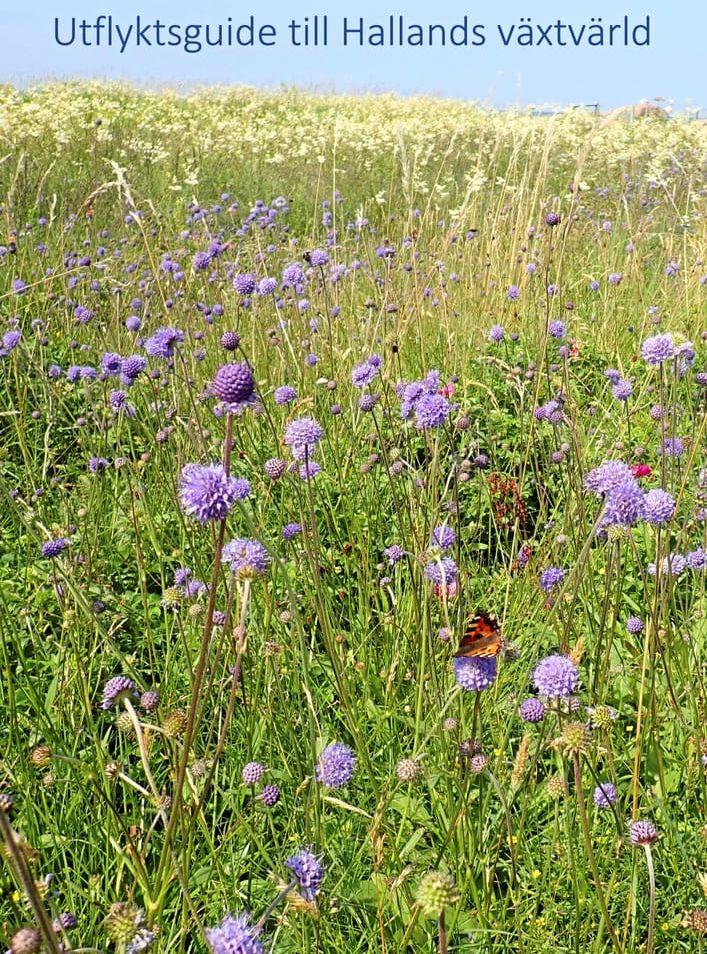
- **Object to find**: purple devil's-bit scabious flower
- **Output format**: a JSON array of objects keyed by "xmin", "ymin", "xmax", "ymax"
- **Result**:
[
  {"xmin": 415, "ymin": 393, "xmax": 452, "ymax": 429},
  {"xmin": 626, "ymin": 616, "xmax": 644, "ymax": 634},
  {"xmin": 233, "ymin": 272, "xmax": 256, "ymax": 295},
  {"xmin": 282, "ymin": 522, "xmax": 302, "ymax": 541},
  {"xmin": 488, "ymin": 324, "xmax": 505, "ymax": 342},
  {"xmin": 222, "ymin": 539, "xmax": 271, "ymax": 579},
  {"xmin": 687, "ymin": 548, "xmax": 707, "ymax": 571},
  {"xmin": 432, "ymin": 525, "xmax": 455, "ymax": 550},
  {"xmin": 284, "ymin": 417, "xmax": 324, "ymax": 460},
  {"xmin": 601, "ymin": 481, "xmax": 646, "ymax": 527},
  {"xmin": 540, "ymin": 567, "xmax": 564, "ymax": 592},
  {"xmin": 545, "ymin": 212, "xmax": 560, "ymax": 227},
  {"xmin": 179, "ymin": 463, "xmax": 241, "ymax": 523},
  {"xmin": 549, "ymin": 320, "xmax": 566, "ymax": 339},
  {"xmin": 585, "ymin": 460, "xmax": 635, "ymax": 496},
  {"xmin": 454, "ymin": 656, "xmax": 497, "ymax": 692},
  {"xmin": 519, "ymin": 698, "xmax": 545, "ymax": 723},
  {"xmin": 41, "ymin": 537, "xmax": 70, "ymax": 559},
  {"xmin": 424, "ymin": 557, "xmax": 458, "ymax": 586},
  {"xmin": 264, "ymin": 458, "xmax": 286, "ymax": 480},
  {"xmin": 384, "ymin": 544, "xmax": 404, "ymax": 565},
  {"xmin": 144, "ymin": 326, "xmax": 184, "ymax": 359},
  {"xmin": 533, "ymin": 655, "xmax": 578, "ymax": 698},
  {"xmin": 641, "ymin": 333, "xmax": 677, "ymax": 366},
  {"xmin": 260, "ymin": 784, "xmax": 280, "ymax": 807},
  {"xmin": 662, "ymin": 437, "xmax": 684, "ymax": 458},
  {"xmin": 213, "ymin": 362, "xmax": 255, "ymax": 406},
  {"xmin": 507, "ymin": 285, "xmax": 520, "ymax": 301},
  {"xmin": 274, "ymin": 385, "xmax": 297, "ymax": 405},
  {"xmin": 220, "ymin": 331, "xmax": 240, "ymax": 351},
  {"xmin": 642, "ymin": 489, "xmax": 675, "ymax": 525},
  {"xmin": 242, "ymin": 761, "xmax": 266, "ymax": 785},
  {"xmin": 612, "ymin": 379, "xmax": 633, "ymax": 401},
  {"xmin": 286, "ymin": 848, "xmax": 325, "ymax": 901},
  {"xmin": 205, "ymin": 913, "xmax": 265, "ymax": 954},
  {"xmin": 316, "ymin": 743, "xmax": 356, "ymax": 789},
  {"xmin": 298, "ymin": 461, "xmax": 322, "ymax": 481},
  {"xmin": 629, "ymin": 820, "xmax": 658, "ymax": 846},
  {"xmin": 593, "ymin": 782, "xmax": 617, "ymax": 809},
  {"xmin": 351, "ymin": 354, "xmax": 382, "ymax": 388},
  {"xmin": 101, "ymin": 676, "xmax": 137, "ymax": 710}
]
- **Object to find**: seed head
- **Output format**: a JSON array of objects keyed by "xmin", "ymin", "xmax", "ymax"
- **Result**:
[
  {"xmin": 30, "ymin": 745, "xmax": 52, "ymax": 767},
  {"xmin": 395, "ymin": 758, "xmax": 421, "ymax": 783},
  {"xmin": 416, "ymin": 871, "xmax": 460, "ymax": 918},
  {"xmin": 163, "ymin": 710, "xmax": 188, "ymax": 738},
  {"xmin": 10, "ymin": 928, "xmax": 41, "ymax": 954}
]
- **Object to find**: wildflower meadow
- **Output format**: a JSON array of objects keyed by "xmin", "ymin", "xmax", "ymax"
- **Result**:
[{"xmin": 0, "ymin": 83, "xmax": 705, "ymax": 952}]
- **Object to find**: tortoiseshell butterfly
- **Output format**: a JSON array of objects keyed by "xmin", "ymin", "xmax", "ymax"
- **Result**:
[{"xmin": 455, "ymin": 612, "xmax": 503, "ymax": 659}]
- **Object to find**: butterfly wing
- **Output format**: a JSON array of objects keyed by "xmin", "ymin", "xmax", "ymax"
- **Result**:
[{"xmin": 455, "ymin": 613, "xmax": 502, "ymax": 658}]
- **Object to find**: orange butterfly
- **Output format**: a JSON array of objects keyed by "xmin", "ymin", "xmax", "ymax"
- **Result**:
[{"xmin": 455, "ymin": 612, "xmax": 503, "ymax": 659}]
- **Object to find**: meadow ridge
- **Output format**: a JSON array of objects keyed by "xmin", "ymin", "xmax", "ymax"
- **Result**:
[{"xmin": 0, "ymin": 83, "xmax": 705, "ymax": 953}]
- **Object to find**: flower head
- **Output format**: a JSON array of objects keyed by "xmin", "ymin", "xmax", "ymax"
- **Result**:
[
  {"xmin": 286, "ymin": 848, "xmax": 325, "ymax": 901},
  {"xmin": 315, "ymin": 742, "xmax": 356, "ymax": 789},
  {"xmin": 641, "ymin": 333, "xmax": 677, "ymax": 366},
  {"xmin": 593, "ymin": 781, "xmax": 617, "ymax": 809},
  {"xmin": 643, "ymin": 489, "xmax": 675, "ymax": 525},
  {"xmin": 453, "ymin": 656, "xmax": 497, "ymax": 692},
  {"xmin": 416, "ymin": 872, "xmax": 460, "ymax": 918},
  {"xmin": 284, "ymin": 417, "xmax": 324, "ymax": 461},
  {"xmin": 629, "ymin": 820, "xmax": 658, "ymax": 846},
  {"xmin": 533, "ymin": 655, "xmax": 579, "ymax": 698},
  {"xmin": 222, "ymin": 539, "xmax": 271, "ymax": 579},
  {"xmin": 101, "ymin": 676, "xmax": 137, "ymax": 710},
  {"xmin": 205, "ymin": 913, "xmax": 264, "ymax": 954},
  {"xmin": 179, "ymin": 463, "xmax": 241, "ymax": 523}
]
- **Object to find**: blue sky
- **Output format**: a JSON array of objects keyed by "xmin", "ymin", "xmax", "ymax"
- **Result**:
[{"xmin": 0, "ymin": 0, "xmax": 705, "ymax": 111}]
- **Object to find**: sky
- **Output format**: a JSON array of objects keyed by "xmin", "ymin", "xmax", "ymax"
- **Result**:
[{"xmin": 0, "ymin": 0, "xmax": 705, "ymax": 112}]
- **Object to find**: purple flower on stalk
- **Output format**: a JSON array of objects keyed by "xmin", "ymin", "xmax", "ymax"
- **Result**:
[
  {"xmin": 601, "ymin": 481, "xmax": 646, "ymax": 527},
  {"xmin": 648, "ymin": 554, "xmax": 687, "ymax": 577},
  {"xmin": 298, "ymin": 461, "xmax": 322, "ymax": 481},
  {"xmin": 593, "ymin": 782, "xmax": 617, "ymax": 809},
  {"xmin": 274, "ymin": 385, "xmax": 297, "ymax": 405},
  {"xmin": 144, "ymin": 326, "xmax": 184, "ymax": 359},
  {"xmin": 661, "ymin": 437, "xmax": 684, "ymax": 458},
  {"xmin": 519, "ymin": 698, "xmax": 545, "ymax": 723},
  {"xmin": 642, "ymin": 489, "xmax": 675, "ymax": 525},
  {"xmin": 286, "ymin": 848, "xmax": 325, "ymax": 901},
  {"xmin": 352, "ymin": 355, "xmax": 382, "ymax": 388},
  {"xmin": 101, "ymin": 676, "xmax": 137, "ymax": 710},
  {"xmin": 415, "ymin": 393, "xmax": 452, "ymax": 429},
  {"xmin": 242, "ymin": 762, "xmax": 266, "ymax": 785},
  {"xmin": 284, "ymin": 417, "xmax": 324, "ymax": 461},
  {"xmin": 260, "ymin": 785, "xmax": 280, "ymax": 807},
  {"xmin": 315, "ymin": 743, "xmax": 356, "ymax": 789},
  {"xmin": 549, "ymin": 320, "xmax": 566, "ymax": 339},
  {"xmin": 282, "ymin": 522, "xmax": 302, "ymax": 540},
  {"xmin": 384, "ymin": 544, "xmax": 404, "ymax": 565},
  {"xmin": 233, "ymin": 272, "xmax": 256, "ymax": 295},
  {"xmin": 629, "ymin": 820, "xmax": 658, "ymax": 846},
  {"xmin": 488, "ymin": 324, "xmax": 505, "ymax": 342},
  {"xmin": 432, "ymin": 525, "xmax": 455, "ymax": 550},
  {"xmin": 641, "ymin": 333, "xmax": 677, "ymax": 366},
  {"xmin": 213, "ymin": 362, "xmax": 256, "ymax": 408},
  {"xmin": 585, "ymin": 460, "xmax": 635, "ymax": 495},
  {"xmin": 179, "ymin": 463, "xmax": 241, "ymax": 523},
  {"xmin": 686, "ymin": 548, "xmax": 707, "ymax": 571},
  {"xmin": 454, "ymin": 656, "xmax": 497, "ymax": 692},
  {"xmin": 533, "ymin": 655, "xmax": 578, "ymax": 698},
  {"xmin": 612, "ymin": 379, "xmax": 633, "ymax": 401},
  {"xmin": 222, "ymin": 539, "xmax": 271, "ymax": 579},
  {"xmin": 626, "ymin": 616, "xmax": 643, "ymax": 634},
  {"xmin": 540, "ymin": 567, "xmax": 564, "ymax": 592},
  {"xmin": 205, "ymin": 913, "xmax": 264, "ymax": 954},
  {"xmin": 41, "ymin": 537, "xmax": 70, "ymax": 559},
  {"xmin": 424, "ymin": 557, "xmax": 458, "ymax": 586}
]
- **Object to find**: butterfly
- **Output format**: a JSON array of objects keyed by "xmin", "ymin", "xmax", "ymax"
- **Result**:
[{"xmin": 455, "ymin": 612, "xmax": 503, "ymax": 659}]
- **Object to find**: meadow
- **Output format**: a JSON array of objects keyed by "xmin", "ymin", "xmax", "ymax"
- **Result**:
[{"xmin": 0, "ymin": 83, "xmax": 705, "ymax": 953}]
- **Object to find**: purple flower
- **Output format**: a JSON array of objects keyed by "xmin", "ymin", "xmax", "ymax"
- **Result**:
[
  {"xmin": 298, "ymin": 461, "xmax": 322, "ymax": 481},
  {"xmin": 519, "ymin": 698, "xmax": 545, "ymax": 723},
  {"xmin": 205, "ymin": 913, "xmax": 264, "ymax": 954},
  {"xmin": 540, "ymin": 567, "xmax": 564, "ymax": 592},
  {"xmin": 424, "ymin": 557, "xmax": 458, "ymax": 586},
  {"xmin": 233, "ymin": 272, "xmax": 256, "ymax": 295},
  {"xmin": 179, "ymin": 463, "xmax": 241, "ymax": 523},
  {"xmin": 661, "ymin": 437, "xmax": 684, "ymax": 458},
  {"xmin": 601, "ymin": 481, "xmax": 646, "ymax": 527},
  {"xmin": 352, "ymin": 355, "xmax": 382, "ymax": 388},
  {"xmin": 415, "ymin": 393, "xmax": 452, "ymax": 429},
  {"xmin": 648, "ymin": 554, "xmax": 687, "ymax": 577},
  {"xmin": 612, "ymin": 379, "xmax": 633, "ymax": 401},
  {"xmin": 642, "ymin": 489, "xmax": 675, "ymax": 525},
  {"xmin": 626, "ymin": 616, "xmax": 644, "ymax": 634},
  {"xmin": 121, "ymin": 355, "xmax": 147, "ymax": 383},
  {"xmin": 282, "ymin": 522, "xmax": 302, "ymax": 540},
  {"xmin": 507, "ymin": 285, "xmax": 520, "ymax": 301},
  {"xmin": 585, "ymin": 460, "xmax": 635, "ymax": 495},
  {"xmin": 260, "ymin": 784, "xmax": 280, "ymax": 807},
  {"xmin": 284, "ymin": 417, "xmax": 324, "ymax": 461},
  {"xmin": 488, "ymin": 324, "xmax": 505, "ymax": 342},
  {"xmin": 384, "ymin": 544, "xmax": 404, "ymax": 565},
  {"xmin": 213, "ymin": 363, "xmax": 256, "ymax": 407},
  {"xmin": 316, "ymin": 742, "xmax": 356, "ymax": 789},
  {"xmin": 432, "ymin": 525, "xmax": 455, "ymax": 550},
  {"xmin": 629, "ymin": 820, "xmax": 658, "ymax": 846},
  {"xmin": 454, "ymin": 656, "xmax": 497, "ymax": 692},
  {"xmin": 222, "ymin": 538, "xmax": 271, "ymax": 579},
  {"xmin": 101, "ymin": 676, "xmax": 137, "ymax": 710},
  {"xmin": 593, "ymin": 782, "xmax": 617, "ymax": 809},
  {"xmin": 274, "ymin": 385, "xmax": 297, "ymax": 405},
  {"xmin": 533, "ymin": 655, "xmax": 578, "ymax": 698},
  {"xmin": 686, "ymin": 548, "xmax": 707, "ymax": 571},
  {"xmin": 286, "ymin": 848, "xmax": 324, "ymax": 901},
  {"xmin": 549, "ymin": 320, "xmax": 566, "ymax": 339},
  {"xmin": 242, "ymin": 761, "xmax": 266, "ymax": 785},
  {"xmin": 545, "ymin": 212, "xmax": 560, "ymax": 227},
  {"xmin": 41, "ymin": 537, "xmax": 70, "ymax": 559},
  {"xmin": 144, "ymin": 326, "xmax": 184, "ymax": 359},
  {"xmin": 308, "ymin": 249, "xmax": 329, "ymax": 267},
  {"xmin": 101, "ymin": 352, "xmax": 122, "ymax": 376},
  {"xmin": 641, "ymin": 333, "xmax": 677, "ymax": 366}
]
